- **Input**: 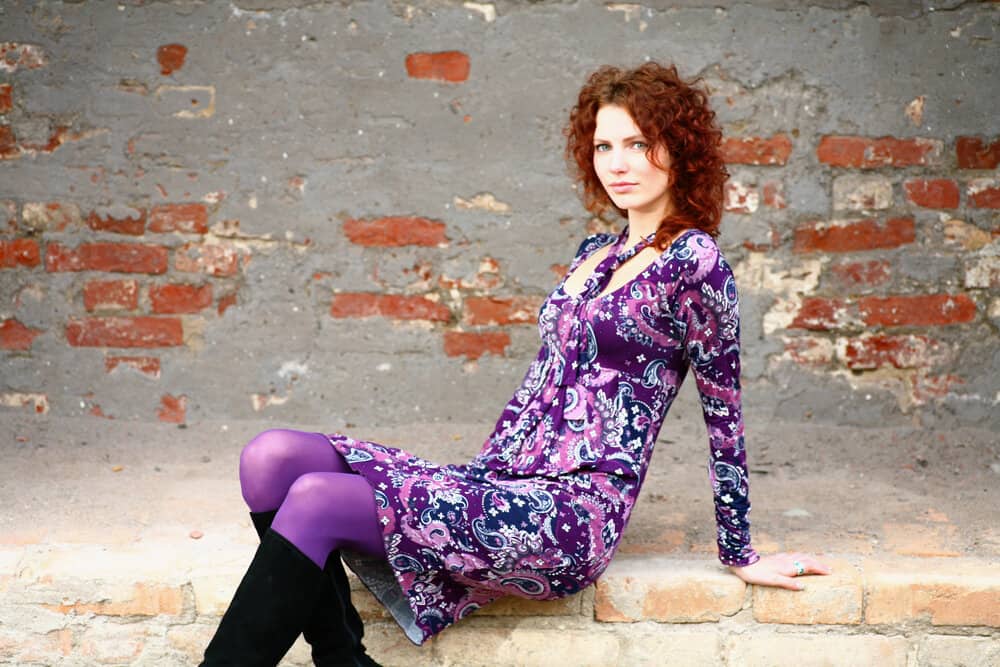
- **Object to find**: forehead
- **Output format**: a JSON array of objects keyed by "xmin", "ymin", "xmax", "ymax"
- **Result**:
[{"xmin": 594, "ymin": 104, "xmax": 642, "ymax": 138}]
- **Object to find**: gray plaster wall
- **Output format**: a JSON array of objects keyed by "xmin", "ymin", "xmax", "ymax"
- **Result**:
[{"xmin": 1, "ymin": 0, "xmax": 998, "ymax": 431}]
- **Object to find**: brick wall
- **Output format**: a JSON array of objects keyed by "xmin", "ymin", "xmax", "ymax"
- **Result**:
[{"xmin": 0, "ymin": 1, "xmax": 997, "ymax": 429}]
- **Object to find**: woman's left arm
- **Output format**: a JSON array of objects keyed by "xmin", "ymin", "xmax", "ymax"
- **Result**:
[{"xmin": 675, "ymin": 238, "xmax": 831, "ymax": 589}]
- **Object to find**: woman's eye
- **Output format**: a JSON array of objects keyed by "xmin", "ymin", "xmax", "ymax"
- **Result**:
[
  {"xmin": 632, "ymin": 141, "xmax": 648, "ymax": 149},
  {"xmin": 594, "ymin": 143, "xmax": 610, "ymax": 152}
]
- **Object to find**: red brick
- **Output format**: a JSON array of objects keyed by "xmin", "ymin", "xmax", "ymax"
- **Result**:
[
  {"xmin": 0, "ymin": 318, "xmax": 43, "ymax": 350},
  {"xmin": 789, "ymin": 297, "xmax": 848, "ymax": 331},
  {"xmin": 405, "ymin": 51, "xmax": 470, "ymax": 83},
  {"xmin": 0, "ymin": 238, "xmax": 41, "ymax": 268},
  {"xmin": 330, "ymin": 293, "xmax": 450, "ymax": 322},
  {"xmin": 463, "ymin": 296, "xmax": 543, "ymax": 326},
  {"xmin": 859, "ymin": 295, "xmax": 976, "ymax": 327},
  {"xmin": 217, "ymin": 292, "xmax": 237, "ymax": 315},
  {"xmin": 46, "ymin": 242, "xmax": 168, "ymax": 274},
  {"xmin": 87, "ymin": 208, "xmax": 146, "ymax": 235},
  {"xmin": 956, "ymin": 136, "xmax": 1000, "ymax": 169},
  {"xmin": 0, "ymin": 83, "xmax": 11, "ymax": 113},
  {"xmin": 724, "ymin": 182, "xmax": 757, "ymax": 213},
  {"xmin": 721, "ymin": 134, "xmax": 793, "ymax": 165},
  {"xmin": 793, "ymin": 217, "xmax": 915, "ymax": 253},
  {"xmin": 843, "ymin": 334, "xmax": 940, "ymax": 370},
  {"xmin": 903, "ymin": 179, "xmax": 959, "ymax": 209},
  {"xmin": 912, "ymin": 373, "xmax": 964, "ymax": 403},
  {"xmin": 66, "ymin": 317, "xmax": 183, "ymax": 347},
  {"xmin": 158, "ymin": 394, "xmax": 186, "ymax": 424},
  {"xmin": 157, "ymin": 44, "xmax": 187, "ymax": 76},
  {"xmin": 149, "ymin": 283, "xmax": 212, "ymax": 314},
  {"xmin": 443, "ymin": 330, "xmax": 510, "ymax": 360},
  {"xmin": 762, "ymin": 180, "xmax": 786, "ymax": 209},
  {"xmin": 783, "ymin": 337, "xmax": 834, "ymax": 367},
  {"xmin": 105, "ymin": 355, "xmax": 161, "ymax": 378},
  {"xmin": 174, "ymin": 242, "xmax": 240, "ymax": 276},
  {"xmin": 817, "ymin": 136, "xmax": 942, "ymax": 168},
  {"xmin": 148, "ymin": 203, "xmax": 208, "ymax": 234},
  {"xmin": 83, "ymin": 279, "xmax": 139, "ymax": 312},
  {"xmin": 0, "ymin": 124, "xmax": 18, "ymax": 159},
  {"xmin": 829, "ymin": 260, "xmax": 891, "ymax": 287},
  {"xmin": 343, "ymin": 216, "xmax": 448, "ymax": 247},
  {"xmin": 968, "ymin": 179, "xmax": 1000, "ymax": 208}
]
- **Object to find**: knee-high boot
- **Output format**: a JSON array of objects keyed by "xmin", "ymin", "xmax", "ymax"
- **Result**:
[
  {"xmin": 250, "ymin": 511, "xmax": 382, "ymax": 667},
  {"xmin": 200, "ymin": 528, "xmax": 327, "ymax": 667}
]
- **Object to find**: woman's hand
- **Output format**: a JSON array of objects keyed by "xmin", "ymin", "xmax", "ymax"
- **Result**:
[{"xmin": 727, "ymin": 552, "xmax": 832, "ymax": 590}]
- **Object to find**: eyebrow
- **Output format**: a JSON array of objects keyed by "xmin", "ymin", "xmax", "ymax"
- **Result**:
[{"xmin": 593, "ymin": 134, "xmax": 647, "ymax": 144}]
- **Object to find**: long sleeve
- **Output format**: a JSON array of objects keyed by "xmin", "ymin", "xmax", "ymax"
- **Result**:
[{"xmin": 673, "ymin": 238, "xmax": 759, "ymax": 567}]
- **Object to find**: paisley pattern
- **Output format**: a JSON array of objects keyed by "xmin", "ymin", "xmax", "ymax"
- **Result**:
[{"xmin": 329, "ymin": 226, "xmax": 759, "ymax": 645}]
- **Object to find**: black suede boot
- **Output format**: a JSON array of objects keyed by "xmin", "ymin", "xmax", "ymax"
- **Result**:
[
  {"xmin": 249, "ymin": 511, "xmax": 382, "ymax": 667},
  {"xmin": 200, "ymin": 528, "xmax": 327, "ymax": 666}
]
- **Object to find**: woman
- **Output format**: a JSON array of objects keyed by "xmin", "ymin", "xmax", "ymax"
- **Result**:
[{"xmin": 201, "ymin": 62, "xmax": 831, "ymax": 667}]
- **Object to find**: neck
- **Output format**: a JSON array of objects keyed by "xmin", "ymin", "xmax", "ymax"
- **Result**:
[{"xmin": 625, "ymin": 204, "xmax": 672, "ymax": 245}]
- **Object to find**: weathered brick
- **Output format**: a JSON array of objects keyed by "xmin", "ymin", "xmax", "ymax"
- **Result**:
[
  {"xmin": 943, "ymin": 219, "xmax": 992, "ymax": 251},
  {"xmin": 616, "ymin": 626, "xmax": 719, "ymax": 667},
  {"xmin": 0, "ymin": 42, "xmax": 48, "ymax": 72},
  {"xmin": 721, "ymin": 134, "xmax": 793, "ymax": 165},
  {"xmin": 967, "ymin": 177, "xmax": 1000, "ymax": 208},
  {"xmin": 761, "ymin": 180, "xmax": 786, "ymax": 209},
  {"xmin": 477, "ymin": 592, "xmax": 582, "ymax": 616},
  {"xmin": 1, "ymin": 199, "xmax": 14, "ymax": 232},
  {"xmin": 463, "ymin": 296, "xmax": 542, "ymax": 326},
  {"xmin": 782, "ymin": 336, "xmax": 835, "ymax": 367},
  {"xmin": 405, "ymin": 51, "xmax": 470, "ymax": 82},
  {"xmin": 828, "ymin": 259, "xmax": 891, "ymax": 287},
  {"xmin": 46, "ymin": 242, "xmax": 168, "ymax": 274},
  {"xmin": 442, "ymin": 330, "xmax": 510, "ymax": 360},
  {"xmin": 729, "ymin": 632, "xmax": 908, "ymax": 667},
  {"xmin": 904, "ymin": 178, "xmax": 960, "ymax": 209},
  {"xmin": 911, "ymin": 372, "xmax": 964, "ymax": 404},
  {"xmin": 724, "ymin": 181, "xmax": 758, "ymax": 213},
  {"xmin": 0, "ymin": 238, "xmax": 40, "ymax": 268},
  {"xmin": 157, "ymin": 43, "xmax": 187, "ymax": 75},
  {"xmin": 817, "ymin": 135, "xmax": 942, "ymax": 168},
  {"xmin": 343, "ymin": 216, "xmax": 448, "ymax": 247},
  {"xmin": 175, "ymin": 242, "xmax": 240, "ymax": 276},
  {"xmin": 594, "ymin": 557, "xmax": 745, "ymax": 622},
  {"xmin": 44, "ymin": 582, "xmax": 183, "ymax": 616},
  {"xmin": 881, "ymin": 522, "xmax": 961, "ymax": 557},
  {"xmin": 956, "ymin": 136, "xmax": 1000, "ymax": 169},
  {"xmin": 832, "ymin": 174, "xmax": 893, "ymax": 211},
  {"xmin": 217, "ymin": 292, "xmax": 237, "ymax": 315},
  {"xmin": 841, "ymin": 334, "xmax": 941, "ymax": 370},
  {"xmin": 917, "ymin": 635, "xmax": 1000, "ymax": 667},
  {"xmin": 0, "ymin": 124, "xmax": 17, "ymax": 159},
  {"xmin": 431, "ymin": 626, "xmax": 619, "ymax": 667},
  {"xmin": 963, "ymin": 244, "xmax": 1000, "ymax": 288},
  {"xmin": 789, "ymin": 298, "xmax": 849, "ymax": 331},
  {"xmin": 148, "ymin": 203, "xmax": 208, "ymax": 234},
  {"xmin": 0, "ymin": 318, "xmax": 43, "ymax": 350},
  {"xmin": 149, "ymin": 283, "xmax": 212, "ymax": 314},
  {"xmin": 83, "ymin": 279, "xmax": 139, "ymax": 312},
  {"xmin": 66, "ymin": 317, "xmax": 183, "ymax": 347},
  {"xmin": 0, "ymin": 391, "xmax": 48, "ymax": 413},
  {"xmin": 864, "ymin": 558, "xmax": 1000, "ymax": 626},
  {"xmin": 752, "ymin": 558, "xmax": 862, "ymax": 624},
  {"xmin": 22, "ymin": 202, "xmax": 82, "ymax": 232},
  {"xmin": 86, "ymin": 206, "xmax": 146, "ymax": 235},
  {"xmin": 158, "ymin": 394, "xmax": 186, "ymax": 423},
  {"xmin": 105, "ymin": 355, "xmax": 161, "ymax": 378},
  {"xmin": 0, "ymin": 83, "xmax": 11, "ymax": 113},
  {"xmin": 330, "ymin": 293, "xmax": 450, "ymax": 322},
  {"xmin": 859, "ymin": 294, "xmax": 976, "ymax": 327},
  {"xmin": 793, "ymin": 217, "xmax": 915, "ymax": 253}
]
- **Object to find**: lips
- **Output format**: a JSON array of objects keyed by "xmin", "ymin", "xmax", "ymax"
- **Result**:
[{"xmin": 609, "ymin": 182, "xmax": 638, "ymax": 193}]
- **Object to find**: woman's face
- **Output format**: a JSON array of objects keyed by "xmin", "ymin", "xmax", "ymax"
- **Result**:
[{"xmin": 592, "ymin": 104, "xmax": 673, "ymax": 218}]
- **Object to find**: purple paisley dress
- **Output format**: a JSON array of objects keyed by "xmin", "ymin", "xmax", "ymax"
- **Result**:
[{"xmin": 330, "ymin": 226, "xmax": 759, "ymax": 645}]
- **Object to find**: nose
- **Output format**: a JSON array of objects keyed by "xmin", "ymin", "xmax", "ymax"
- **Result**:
[{"xmin": 609, "ymin": 148, "xmax": 627, "ymax": 173}]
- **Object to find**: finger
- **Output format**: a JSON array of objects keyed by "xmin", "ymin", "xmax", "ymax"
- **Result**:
[
  {"xmin": 797, "ymin": 555, "xmax": 833, "ymax": 575},
  {"xmin": 771, "ymin": 574, "xmax": 805, "ymax": 591}
]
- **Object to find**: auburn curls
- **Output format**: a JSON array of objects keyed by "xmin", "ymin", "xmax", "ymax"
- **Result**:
[{"xmin": 563, "ymin": 62, "xmax": 729, "ymax": 249}]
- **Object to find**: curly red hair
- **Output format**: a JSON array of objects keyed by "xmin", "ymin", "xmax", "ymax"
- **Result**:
[{"xmin": 564, "ymin": 62, "xmax": 729, "ymax": 248}]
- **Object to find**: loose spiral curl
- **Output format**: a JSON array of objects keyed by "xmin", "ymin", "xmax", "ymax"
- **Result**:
[{"xmin": 563, "ymin": 62, "xmax": 729, "ymax": 249}]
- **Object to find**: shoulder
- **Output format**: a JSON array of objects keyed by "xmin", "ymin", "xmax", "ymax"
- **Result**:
[
  {"xmin": 573, "ymin": 232, "xmax": 617, "ymax": 260},
  {"xmin": 671, "ymin": 229, "xmax": 734, "ymax": 287}
]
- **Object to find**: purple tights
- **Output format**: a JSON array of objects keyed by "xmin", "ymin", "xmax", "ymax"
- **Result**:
[{"xmin": 238, "ymin": 429, "xmax": 385, "ymax": 568}]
